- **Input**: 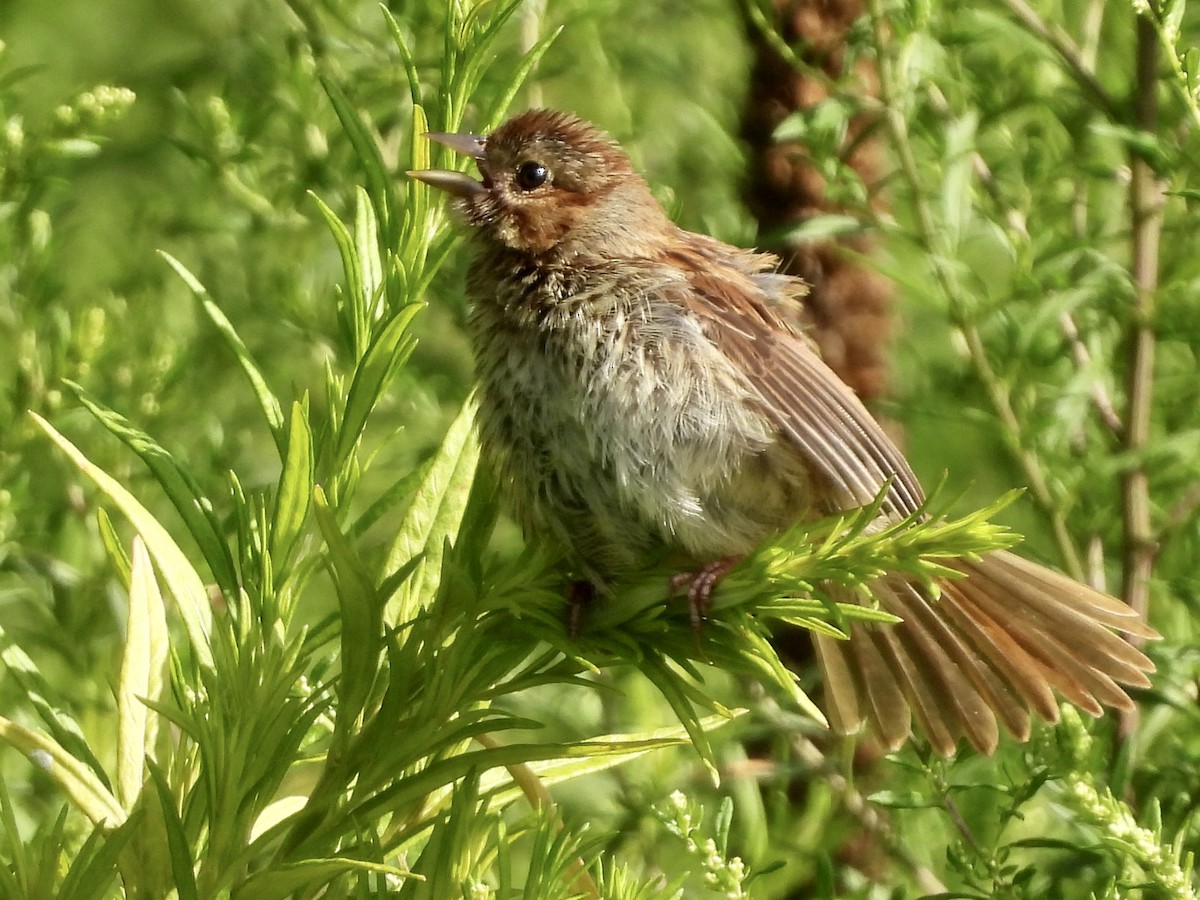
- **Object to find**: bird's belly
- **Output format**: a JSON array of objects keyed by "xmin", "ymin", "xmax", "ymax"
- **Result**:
[{"xmin": 472, "ymin": 306, "xmax": 815, "ymax": 578}]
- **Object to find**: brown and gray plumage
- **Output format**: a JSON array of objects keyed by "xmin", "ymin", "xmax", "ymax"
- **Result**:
[{"xmin": 409, "ymin": 109, "xmax": 1157, "ymax": 756}]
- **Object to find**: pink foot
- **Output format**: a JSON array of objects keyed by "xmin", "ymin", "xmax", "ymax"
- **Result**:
[{"xmin": 669, "ymin": 556, "xmax": 743, "ymax": 632}]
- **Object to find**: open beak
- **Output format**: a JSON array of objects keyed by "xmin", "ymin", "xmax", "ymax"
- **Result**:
[{"xmin": 406, "ymin": 131, "xmax": 488, "ymax": 198}]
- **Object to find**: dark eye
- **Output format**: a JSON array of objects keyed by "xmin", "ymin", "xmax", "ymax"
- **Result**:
[{"xmin": 514, "ymin": 161, "xmax": 549, "ymax": 191}]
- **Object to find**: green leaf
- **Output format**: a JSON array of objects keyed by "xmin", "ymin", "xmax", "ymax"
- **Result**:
[
  {"xmin": 147, "ymin": 763, "xmax": 199, "ymax": 900},
  {"xmin": 159, "ymin": 251, "xmax": 287, "ymax": 454},
  {"xmin": 334, "ymin": 302, "xmax": 423, "ymax": 467},
  {"xmin": 55, "ymin": 813, "xmax": 140, "ymax": 900},
  {"xmin": 312, "ymin": 486, "xmax": 381, "ymax": 728},
  {"xmin": 347, "ymin": 454, "xmax": 433, "ymax": 538},
  {"xmin": 32, "ymin": 413, "xmax": 214, "ymax": 669},
  {"xmin": 352, "ymin": 737, "xmax": 687, "ymax": 831},
  {"xmin": 238, "ymin": 857, "xmax": 419, "ymax": 900},
  {"xmin": 271, "ymin": 399, "xmax": 314, "ymax": 566},
  {"xmin": 96, "ymin": 508, "xmax": 133, "ymax": 589},
  {"xmin": 638, "ymin": 654, "xmax": 721, "ymax": 786},
  {"xmin": 310, "ymin": 190, "xmax": 366, "ymax": 357},
  {"xmin": 320, "ymin": 74, "xmax": 393, "ymax": 246},
  {"xmin": 776, "ymin": 213, "xmax": 865, "ymax": 245},
  {"xmin": 481, "ymin": 25, "xmax": 564, "ymax": 127},
  {"xmin": 70, "ymin": 382, "xmax": 239, "ymax": 599},
  {"xmin": 382, "ymin": 6, "xmax": 422, "ymax": 109},
  {"xmin": 866, "ymin": 790, "xmax": 941, "ymax": 809},
  {"xmin": 478, "ymin": 712, "xmax": 745, "ymax": 810},
  {"xmin": 0, "ymin": 627, "xmax": 112, "ymax": 786},
  {"xmin": 383, "ymin": 395, "xmax": 480, "ymax": 626},
  {"xmin": 0, "ymin": 716, "xmax": 125, "ymax": 827},
  {"xmin": 1163, "ymin": 0, "xmax": 1185, "ymax": 41},
  {"xmin": 739, "ymin": 627, "xmax": 827, "ymax": 727},
  {"xmin": 940, "ymin": 111, "xmax": 979, "ymax": 251},
  {"xmin": 116, "ymin": 537, "xmax": 169, "ymax": 811},
  {"xmin": 354, "ymin": 186, "xmax": 384, "ymax": 324}
]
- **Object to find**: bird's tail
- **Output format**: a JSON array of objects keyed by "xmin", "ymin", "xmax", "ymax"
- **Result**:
[{"xmin": 813, "ymin": 549, "xmax": 1157, "ymax": 755}]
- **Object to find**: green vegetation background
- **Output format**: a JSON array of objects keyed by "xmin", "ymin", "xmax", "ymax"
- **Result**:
[{"xmin": 1, "ymin": 0, "xmax": 1198, "ymax": 897}]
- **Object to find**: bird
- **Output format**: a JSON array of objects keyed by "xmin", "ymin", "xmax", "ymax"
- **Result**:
[{"xmin": 408, "ymin": 108, "xmax": 1157, "ymax": 756}]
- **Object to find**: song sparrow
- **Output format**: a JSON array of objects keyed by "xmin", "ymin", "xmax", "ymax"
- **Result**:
[{"xmin": 409, "ymin": 109, "xmax": 1156, "ymax": 756}]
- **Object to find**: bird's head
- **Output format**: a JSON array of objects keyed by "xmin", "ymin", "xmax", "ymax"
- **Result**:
[{"xmin": 409, "ymin": 109, "xmax": 670, "ymax": 258}]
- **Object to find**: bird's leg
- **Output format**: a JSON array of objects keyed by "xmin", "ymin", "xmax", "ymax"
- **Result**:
[
  {"xmin": 565, "ymin": 579, "xmax": 596, "ymax": 638},
  {"xmin": 669, "ymin": 556, "xmax": 743, "ymax": 633}
]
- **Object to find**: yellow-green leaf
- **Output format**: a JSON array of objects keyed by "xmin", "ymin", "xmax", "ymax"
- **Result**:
[
  {"xmin": 32, "ymin": 413, "xmax": 213, "ymax": 669},
  {"xmin": 271, "ymin": 400, "xmax": 314, "ymax": 564},
  {"xmin": 0, "ymin": 716, "xmax": 124, "ymax": 827},
  {"xmin": 383, "ymin": 395, "xmax": 480, "ymax": 626},
  {"xmin": 116, "ymin": 536, "xmax": 169, "ymax": 811}
]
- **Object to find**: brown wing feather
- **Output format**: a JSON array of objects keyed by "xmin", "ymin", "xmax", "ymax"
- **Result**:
[{"xmin": 665, "ymin": 240, "xmax": 924, "ymax": 518}]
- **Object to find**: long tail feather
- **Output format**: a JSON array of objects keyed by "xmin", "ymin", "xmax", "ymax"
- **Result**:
[{"xmin": 815, "ymin": 549, "xmax": 1157, "ymax": 754}]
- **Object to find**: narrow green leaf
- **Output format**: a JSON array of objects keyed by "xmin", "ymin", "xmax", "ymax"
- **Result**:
[
  {"xmin": 334, "ymin": 302, "xmax": 423, "ymax": 466},
  {"xmin": 866, "ymin": 790, "xmax": 940, "ymax": 809},
  {"xmin": 639, "ymin": 654, "xmax": 720, "ymax": 786},
  {"xmin": 1163, "ymin": 0, "xmax": 1185, "ymax": 41},
  {"xmin": 70, "ymin": 382, "xmax": 239, "ymax": 599},
  {"xmin": 56, "ymin": 813, "xmax": 140, "ymax": 900},
  {"xmin": 384, "ymin": 395, "xmax": 480, "ymax": 625},
  {"xmin": 776, "ymin": 213, "xmax": 864, "ymax": 245},
  {"xmin": 382, "ymin": 6, "xmax": 422, "ymax": 109},
  {"xmin": 417, "ymin": 769, "xmax": 481, "ymax": 894},
  {"xmin": 312, "ymin": 486, "xmax": 381, "ymax": 726},
  {"xmin": 310, "ymin": 191, "xmax": 365, "ymax": 356},
  {"xmin": 271, "ymin": 400, "xmax": 314, "ymax": 565},
  {"xmin": 239, "ymin": 857, "xmax": 419, "ymax": 900},
  {"xmin": 398, "ymin": 103, "xmax": 434, "ymax": 287},
  {"xmin": 348, "ymin": 455, "xmax": 433, "ymax": 538},
  {"xmin": 939, "ymin": 111, "xmax": 979, "ymax": 251},
  {"xmin": 0, "ymin": 770, "xmax": 28, "ymax": 884},
  {"xmin": 740, "ymin": 627, "xmax": 827, "ymax": 727},
  {"xmin": 31, "ymin": 413, "xmax": 214, "ymax": 669},
  {"xmin": 0, "ymin": 716, "xmax": 125, "ymax": 827},
  {"xmin": 409, "ymin": 103, "xmax": 430, "ymax": 172},
  {"xmin": 116, "ymin": 537, "xmax": 169, "ymax": 811},
  {"xmin": 351, "ymin": 737, "xmax": 684, "ymax": 832},
  {"xmin": 0, "ymin": 627, "xmax": 111, "ymax": 787},
  {"xmin": 320, "ymin": 74, "xmax": 393, "ymax": 244},
  {"xmin": 96, "ymin": 508, "xmax": 132, "ymax": 589},
  {"xmin": 147, "ymin": 763, "xmax": 199, "ymax": 900},
  {"xmin": 409, "ymin": 224, "xmax": 459, "ymax": 300},
  {"xmin": 159, "ymin": 251, "xmax": 286, "ymax": 453},
  {"xmin": 463, "ymin": 0, "xmax": 525, "ymax": 81},
  {"xmin": 478, "ymin": 712, "xmax": 744, "ymax": 810},
  {"xmin": 354, "ymin": 186, "xmax": 384, "ymax": 327},
  {"xmin": 482, "ymin": 25, "xmax": 564, "ymax": 128}
]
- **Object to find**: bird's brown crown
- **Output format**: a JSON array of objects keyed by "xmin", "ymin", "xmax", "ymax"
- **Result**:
[
  {"xmin": 458, "ymin": 110, "xmax": 665, "ymax": 256},
  {"xmin": 484, "ymin": 109, "xmax": 635, "ymax": 190}
]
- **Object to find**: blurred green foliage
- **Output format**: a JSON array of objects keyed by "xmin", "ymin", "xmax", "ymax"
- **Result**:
[{"xmin": 0, "ymin": 0, "xmax": 1198, "ymax": 897}]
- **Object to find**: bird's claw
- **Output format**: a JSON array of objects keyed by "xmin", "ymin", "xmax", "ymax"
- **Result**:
[{"xmin": 669, "ymin": 556, "xmax": 742, "ymax": 634}]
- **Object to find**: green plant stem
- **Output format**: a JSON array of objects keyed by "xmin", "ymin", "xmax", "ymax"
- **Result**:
[
  {"xmin": 790, "ymin": 736, "xmax": 947, "ymax": 894},
  {"xmin": 865, "ymin": 0, "xmax": 1083, "ymax": 579},
  {"xmin": 1118, "ymin": 8, "xmax": 1164, "ymax": 739}
]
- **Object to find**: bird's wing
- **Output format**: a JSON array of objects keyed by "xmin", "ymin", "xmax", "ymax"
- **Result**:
[{"xmin": 664, "ymin": 244, "xmax": 925, "ymax": 519}]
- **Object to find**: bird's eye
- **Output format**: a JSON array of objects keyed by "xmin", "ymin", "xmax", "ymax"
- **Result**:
[{"xmin": 514, "ymin": 161, "xmax": 549, "ymax": 191}]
